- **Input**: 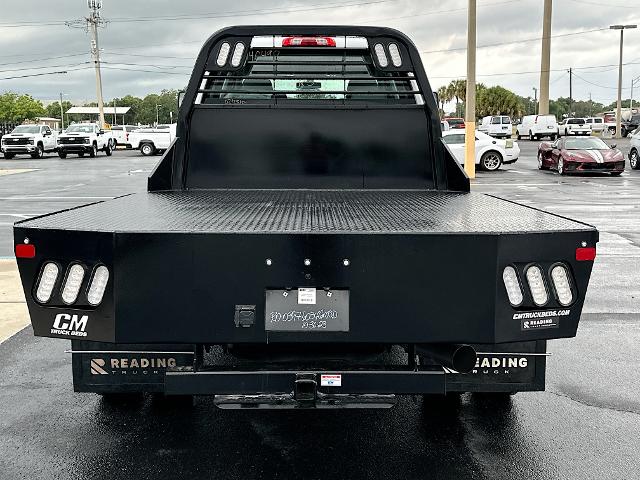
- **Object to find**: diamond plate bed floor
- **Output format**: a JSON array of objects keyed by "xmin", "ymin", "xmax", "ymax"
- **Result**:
[{"xmin": 16, "ymin": 189, "xmax": 595, "ymax": 234}]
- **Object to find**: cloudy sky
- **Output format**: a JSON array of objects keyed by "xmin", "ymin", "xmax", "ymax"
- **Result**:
[{"xmin": 0, "ymin": 0, "xmax": 638, "ymax": 106}]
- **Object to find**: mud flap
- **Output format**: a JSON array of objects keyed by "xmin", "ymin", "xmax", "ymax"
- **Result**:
[
  {"xmin": 445, "ymin": 341, "xmax": 547, "ymax": 393},
  {"xmin": 71, "ymin": 340, "xmax": 195, "ymax": 393}
]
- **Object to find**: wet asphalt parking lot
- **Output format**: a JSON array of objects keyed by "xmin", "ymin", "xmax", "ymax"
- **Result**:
[{"xmin": 1, "ymin": 141, "xmax": 639, "ymax": 479}]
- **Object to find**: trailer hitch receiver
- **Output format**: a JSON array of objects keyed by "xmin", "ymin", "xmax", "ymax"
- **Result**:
[{"xmin": 294, "ymin": 373, "xmax": 317, "ymax": 402}]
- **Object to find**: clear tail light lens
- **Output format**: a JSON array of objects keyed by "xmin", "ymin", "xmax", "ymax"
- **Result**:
[
  {"xmin": 216, "ymin": 42, "xmax": 231, "ymax": 67},
  {"xmin": 388, "ymin": 43, "xmax": 402, "ymax": 67},
  {"xmin": 551, "ymin": 264, "xmax": 573, "ymax": 306},
  {"xmin": 374, "ymin": 43, "xmax": 388, "ymax": 67},
  {"xmin": 87, "ymin": 265, "xmax": 109, "ymax": 306},
  {"xmin": 502, "ymin": 266, "xmax": 523, "ymax": 306},
  {"xmin": 36, "ymin": 262, "xmax": 59, "ymax": 303},
  {"xmin": 231, "ymin": 42, "xmax": 245, "ymax": 67},
  {"xmin": 61, "ymin": 264, "xmax": 85, "ymax": 304},
  {"xmin": 526, "ymin": 265, "xmax": 549, "ymax": 306}
]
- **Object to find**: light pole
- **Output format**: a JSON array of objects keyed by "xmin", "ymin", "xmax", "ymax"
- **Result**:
[
  {"xmin": 156, "ymin": 104, "xmax": 161, "ymax": 126},
  {"xmin": 464, "ymin": 0, "xmax": 476, "ymax": 179},
  {"xmin": 630, "ymin": 74, "xmax": 640, "ymax": 112},
  {"xmin": 538, "ymin": 0, "xmax": 552, "ymax": 115},
  {"xmin": 610, "ymin": 24, "xmax": 637, "ymax": 139},
  {"xmin": 59, "ymin": 92, "xmax": 68, "ymax": 130},
  {"xmin": 532, "ymin": 87, "xmax": 538, "ymax": 114}
]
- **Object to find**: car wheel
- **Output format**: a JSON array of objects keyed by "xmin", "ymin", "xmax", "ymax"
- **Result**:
[
  {"xmin": 480, "ymin": 151, "xmax": 502, "ymax": 171},
  {"xmin": 58, "ymin": 152, "xmax": 67, "ymax": 159},
  {"xmin": 551, "ymin": 134, "xmax": 557, "ymax": 141},
  {"xmin": 630, "ymin": 149, "xmax": 640, "ymax": 169},
  {"xmin": 78, "ymin": 152, "xmax": 85, "ymax": 157},
  {"xmin": 529, "ymin": 130, "xmax": 535, "ymax": 140},
  {"xmin": 140, "ymin": 143, "xmax": 155, "ymax": 156},
  {"xmin": 89, "ymin": 144, "xmax": 97, "ymax": 158},
  {"xmin": 537, "ymin": 152, "xmax": 548, "ymax": 170},
  {"xmin": 105, "ymin": 140, "xmax": 113, "ymax": 157},
  {"xmin": 3, "ymin": 152, "xmax": 15, "ymax": 159},
  {"xmin": 517, "ymin": 132, "xmax": 522, "ymax": 140},
  {"xmin": 558, "ymin": 157, "xmax": 565, "ymax": 175},
  {"xmin": 31, "ymin": 144, "xmax": 44, "ymax": 159}
]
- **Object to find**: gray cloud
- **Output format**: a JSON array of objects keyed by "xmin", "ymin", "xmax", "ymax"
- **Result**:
[{"xmin": 0, "ymin": 0, "xmax": 639, "ymax": 105}]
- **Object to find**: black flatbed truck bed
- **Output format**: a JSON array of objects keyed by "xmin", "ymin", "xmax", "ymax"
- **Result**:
[{"xmin": 14, "ymin": 26, "xmax": 598, "ymax": 407}]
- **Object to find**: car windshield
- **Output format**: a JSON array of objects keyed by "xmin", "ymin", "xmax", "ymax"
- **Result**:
[
  {"xmin": 12, "ymin": 126, "xmax": 40, "ymax": 134},
  {"xmin": 564, "ymin": 137, "xmax": 609, "ymax": 150},
  {"xmin": 65, "ymin": 125, "xmax": 94, "ymax": 133}
]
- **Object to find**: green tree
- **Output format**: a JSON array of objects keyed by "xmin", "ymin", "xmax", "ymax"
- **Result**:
[
  {"xmin": 476, "ymin": 85, "xmax": 523, "ymax": 118},
  {"xmin": 446, "ymin": 79, "xmax": 466, "ymax": 117},
  {"xmin": 0, "ymin": 92, "xmax": 45, "ymax": 122},
  {"xmin": 436, "ymin": 85, "xmax": 450, "ymax": 117},
  {"xmin": 45, "ymin": 101, "xmax": 73, "ymax": 120}
]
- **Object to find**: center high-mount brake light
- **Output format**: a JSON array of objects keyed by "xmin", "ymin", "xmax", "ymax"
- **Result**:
[
  {"xmin": 282, "ymin": 36, "xmax": 336, "ymax": 47},
  {"xmin": 35, "ymin": 262, "xmax": 59, "ymax": 303},
  {"xmin": 61, "ymin": 264, "xmax": 85, "ymax": 304}
]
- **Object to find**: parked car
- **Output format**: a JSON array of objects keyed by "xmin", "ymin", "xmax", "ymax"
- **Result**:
[
  {"xmin": 585, "ymin": 117, "xmax": 605, "ymax": 133},
  {"xmin": 479, "ymin": 115, "xmax": 512, "ymax": 138},
  {"xmin": 628, "ymin": 127, "xmax": 640, "ymax": 170},
  {"xmin": 537, "ymin": 136, "xmax": 624, "ymax": 175},
  {"xmin": 517, "ymin": 114, "xmax": 558, "ymax": 140},
  {"xmin": 442, "ymin": 130, "xmax": 519, "ymax": 171},
  {"xmin": 0, "ymin": 124, "xmax": 58, "ymax": 159},
  {"xmin": 56, "ymin": 123, "xmax": 114, "ymax": 158},
  {"xmin": 110, "ymin": 125, "xmax": 139, "ymax": 148},
  {"xmin": 128, "ymin": 124, "xmax": 177, "ymax": 156},
  {"xmin": 621, "ymin": 114, "xmax": 640, "ymax": 138},
  {"xmin": 558, "ymin": 118, "xmax": 591, "ymax": 137},
  {"xmin": 444, "ymin": 117, "xmax": 464, "ymax": 129}
]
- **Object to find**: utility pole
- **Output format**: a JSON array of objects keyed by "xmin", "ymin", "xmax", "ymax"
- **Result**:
[
  {"xmin": 112, "ymin": 98, "xmax": 117, "ymax": 125},
  {"xmin": 533, "ymin": 87, "xmax": 538, "ymax": 114},
  {"xmin": 464, "ymin": 0, "xmax": 476, "ymax": 179},
  {"xmin": 589, "ymin": 92, "xmax": 592, "ymax": 116},
  {"xmin": 66, "ymin": 1, "xmax": 107, "ymax": 128},
  {"xmin": 59, "ymin": 92, "xmax": 65, "ymax": 130},
  {"xmin": 610, "ymin": 24, "xmax": 637, "ymax": 139},
  {"xmin": 156, "ymin": 104, "xmax": 161, "ymax": 125},
  {"xmin": 538, "ymin": 0, "xmax": 552, "ymax": 115},
  {"xmin": 630, "ymin": 75, "xmax": 640, "ymax": 113},
  {"xmin": 568, "ymin": 67, "xmax": 573, "ymax": 117}
]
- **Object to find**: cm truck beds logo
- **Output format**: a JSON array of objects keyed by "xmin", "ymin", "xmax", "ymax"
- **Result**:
[{"xmin": 51, "ymin": 313, "xmax": 88, "ymax": 337}]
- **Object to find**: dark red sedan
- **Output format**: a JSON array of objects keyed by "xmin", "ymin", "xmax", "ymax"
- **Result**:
[
  {"xmin": 445, "ymin": 117, "xmax": 465, "ymax": 129},
  {"xmin": 537, "ymin": 136, "xmax": 625, "ymax": 176}
]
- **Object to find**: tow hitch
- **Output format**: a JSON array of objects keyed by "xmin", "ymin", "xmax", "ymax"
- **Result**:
[{"xmin": 294, "ymin": 373, "xmax": 317, "ymax": 403}]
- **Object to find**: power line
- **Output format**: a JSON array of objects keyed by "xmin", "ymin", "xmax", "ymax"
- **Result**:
[
  {"xmin": 0, "ymin": 52, "xmax": 89, "ymax": 67},
  {"xmin": 0, "ymin": 70, "xmax": 72, "ymax": 81},
  {"xmin": 0, "ymin": 62, "xmax": 89, "ymax": 74},
  {"xmin": 566, "ymin": 0, "xmax": 637, "ymax": 9}
]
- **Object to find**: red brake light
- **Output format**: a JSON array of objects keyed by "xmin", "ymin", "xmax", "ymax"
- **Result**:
[
  {"xmin": 282, "ymin": 36, "xmax": 336, "ymax": 47},
  {"xmin": 575, "ymin": 247, "xmax": 596, "ymax": 261},
  {"xmin": 15, "ymin": 244, "xmax": 35, "ymax": 258}
]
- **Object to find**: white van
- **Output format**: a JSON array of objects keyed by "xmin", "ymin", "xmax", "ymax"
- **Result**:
[
  {"xmin": 516, "ymin": 114, "xmax": 558, "ymax": 141},
  {"xmin": 479, "ymin": 115, "xmax": 512, "ymax": 138}
]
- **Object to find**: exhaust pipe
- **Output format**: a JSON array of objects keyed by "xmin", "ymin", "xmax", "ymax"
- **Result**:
[{"xmin": 417, "ymin": 344, "xmax": 477, "ymax": 374}]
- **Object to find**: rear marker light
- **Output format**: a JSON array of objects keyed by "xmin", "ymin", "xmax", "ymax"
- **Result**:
[
  {"xmin": 374, "ymin": 43, "xmax": 388, "ymax": 67},
  {"xmin": 502, "ymin": 266, "xmax": 523, "ymax": 306},
  {"xmin": 15, "ymin": 244, "xmax": 36, "ymax": 258},
  {"xmin": 388, "ymin": 43, "xmax": 402, "ymax": 67},
  {"xmin": 551, "ymin": 264, "xmax": 573, "ymax": 306},
  {"xmin": 87, "ymin": 265, "xmax": 109, "ymax": 306},
  {"xmin": 231, "ymin": 42, "xmax": 245, "ymax": 67},
  {"xmin": 576, "ymin": 247, "xmax": 596, "ymax": 261},
  {"xmin": 61, "ymin": 264, "xmax": 85, "ymax": 304},
  {"xmin": 36, "ymin": 262, "xmax": 59, "ymax": 303},
  {"xmin": 526, "ymin": 265, "xmax": 549, "ymax": 306},
  {"xmin": 216, "ymin": 42, "xmax": 231, "ymax": 67}
]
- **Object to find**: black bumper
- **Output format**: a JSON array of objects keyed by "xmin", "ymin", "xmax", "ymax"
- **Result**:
[{"xmin": 58, "ymin": 145, "xmax": 92, "ymax": 153}]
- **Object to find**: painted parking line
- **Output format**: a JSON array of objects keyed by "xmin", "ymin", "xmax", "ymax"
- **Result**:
[{"xmin": 0, "ymin": 259, "xmax": 29, "ymax": 344}]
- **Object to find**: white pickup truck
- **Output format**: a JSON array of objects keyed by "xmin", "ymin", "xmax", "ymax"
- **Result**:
[
  {"xmin": 1, "ymin": 124, "xmax": 58, "ymax": 159},
  {"xmin": 128, "ymin": 124, "xmax": 176, "ymax": 156},
  {"xmin": 57, "ymin": 123, "xmax": 114, "ymax": 158}
]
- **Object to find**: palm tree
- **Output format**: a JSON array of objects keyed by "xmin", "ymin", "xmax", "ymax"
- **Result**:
[
  {"xmin": 446, "ymin": 79, "xmax": 466, "ymax": 117},
  {"xmin": 436, "ymin": 86, "xmax": 449, "ymax": 117}
]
